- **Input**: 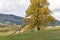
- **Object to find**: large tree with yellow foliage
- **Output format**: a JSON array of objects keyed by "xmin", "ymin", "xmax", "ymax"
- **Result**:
[{"xmin": 23, "ymin": 0, "xmax": 55, "ymax": 31}]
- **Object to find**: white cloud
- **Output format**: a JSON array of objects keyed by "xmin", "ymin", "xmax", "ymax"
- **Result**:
[
  {"xmin": 48, "ymin": 0, "xmax": 60, "ymax": 11},
  {"xmin": 0, "ymin": 0, "xmax": 30, "ymax": 17},
  {"xmin": 0, "ymin": 0, "xmax": 60, "ymax": 21},
  {"xmin": 48, "ymin": 0, "xmax": 60, "ymax": 21},
  {"xmin": 51, "ymin": 11, "xmax": 60, "ymax": 21}
]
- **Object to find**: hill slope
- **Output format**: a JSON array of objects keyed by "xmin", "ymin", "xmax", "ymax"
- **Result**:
[
  {"xmin": 0, "ymin": 13, "xmax": 23, "ymax": 25},
  {"xmin": 0, "ymin": 13, "xmax": 60, "ymax": 26}
]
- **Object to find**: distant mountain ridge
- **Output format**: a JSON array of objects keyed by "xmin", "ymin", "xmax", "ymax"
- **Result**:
[
  {"xmin": 0, "ymin": 13, "xmax": 23, "ymax": 25},
  {"xmin": 0, "ymin": 13, "xmax": 60, "ymax": 26},
  {"xmin": 55, "ymin": 20, "xmax": 60, "ymax": 26}
]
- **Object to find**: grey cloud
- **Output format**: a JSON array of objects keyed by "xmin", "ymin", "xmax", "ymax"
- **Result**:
[
  {"xmin": 0, "ymin": 0, "xmax": 30, "ymax": 17},
  {"xmin": 53, "ymin": 8, "xmax": 60, "ymax": 12}
]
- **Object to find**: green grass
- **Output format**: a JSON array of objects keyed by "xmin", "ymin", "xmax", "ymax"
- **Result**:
[{"xmin": 0, "ymin": 29, "xmax": 60, "ymax": 40}]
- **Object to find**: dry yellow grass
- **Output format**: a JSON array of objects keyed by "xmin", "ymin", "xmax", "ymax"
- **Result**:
[
  {"xmin": 0, "ymin": 26, "xmax": 60, "ymax": 36},
  {"xmin": 20, "ymin": 26, "xmax": 60, "ymax": 33},
  {"xmin": 46, "ymin": 26, "xmax": 60, "ymax": 30}
]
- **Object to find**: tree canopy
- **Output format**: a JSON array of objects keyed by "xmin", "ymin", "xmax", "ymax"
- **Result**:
[{"xmin": 23, "ymin": 0, "xmax": 55, "ymax": 31}]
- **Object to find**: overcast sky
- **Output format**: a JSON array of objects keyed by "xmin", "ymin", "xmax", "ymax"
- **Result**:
[{"xmin": 0, "ymin": 0, "xmax": 60, "ymax": 21}]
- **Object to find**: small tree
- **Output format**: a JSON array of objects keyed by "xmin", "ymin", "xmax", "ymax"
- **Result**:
[
  {"xmin": 23, "ymin": 0, "xmax": 55, "ymax": 31},
  {"xmin": 11, "ymin": 25, "xmax": 21, "ymax": 35}
]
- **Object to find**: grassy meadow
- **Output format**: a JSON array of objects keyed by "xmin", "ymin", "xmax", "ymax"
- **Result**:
[
  {"xmin": 0, "ymin": 29, "xmax": 60, "ymax": 40},
  {"xmin": 0, "ymin": 26, "xmax": 60, "ymax": 40}
]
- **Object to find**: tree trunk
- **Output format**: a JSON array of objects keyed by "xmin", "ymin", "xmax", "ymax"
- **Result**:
[
  {"xmin": 18, "ymin": 28, "xmax": 21, "ymax": 35},
  {"xmin": 37, "ymin": 27, "xmax": 40, "ymax": 31}
]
